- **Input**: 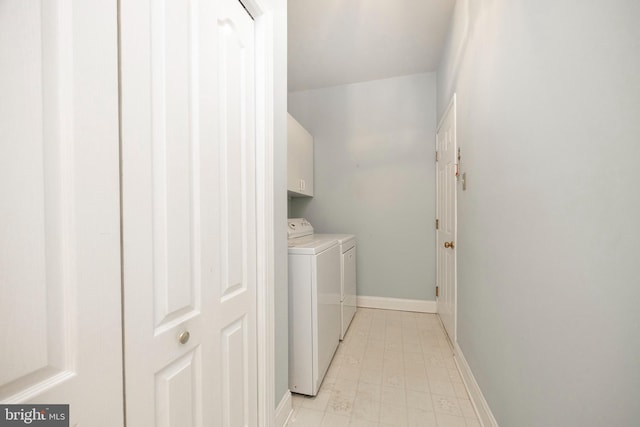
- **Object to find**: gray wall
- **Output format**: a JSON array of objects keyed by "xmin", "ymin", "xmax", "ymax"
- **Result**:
[
  {"xmin": 273, "ymin": 0, "xmax": 289, "ymax": 408},
  {"xmin": 289, "ymin": 73, "xmax": 437, "ymax": 300},
  {"xmin": 438, "ymin": 0, "xmax": 640, "ymax": 425}
]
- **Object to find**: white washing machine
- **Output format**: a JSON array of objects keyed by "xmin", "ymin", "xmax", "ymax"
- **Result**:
[
  {"xmin": 288, "ymin": 218, "xmax": 340, "ymax": 396},
  {"xmin": 315, "ymin": 233, "xmax": 357, "ymax": 340}
]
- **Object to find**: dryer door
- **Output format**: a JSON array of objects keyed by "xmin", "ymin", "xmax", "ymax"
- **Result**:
[{"xmin": 341, "ymin": 246, "xmax": 357, "ymax": 339}]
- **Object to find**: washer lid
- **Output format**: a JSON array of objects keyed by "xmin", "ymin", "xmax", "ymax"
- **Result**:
[{"xmin": 288, "ymin": 235, "xmax": 338, "ymax": 255}]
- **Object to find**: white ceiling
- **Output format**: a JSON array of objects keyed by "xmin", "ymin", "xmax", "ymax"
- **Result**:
[{"xmin": 288, "ymin": 0, "xmax": 456, "ymax": 92}]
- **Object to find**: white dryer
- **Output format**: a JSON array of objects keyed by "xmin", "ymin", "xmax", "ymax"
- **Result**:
[
  {"xmin": 315, "ymin": 233, "xmax": 357, "ymax": 340},
  {"xmin": 287, "ymin": 218, "xmax": 340, "ymax": 396}
]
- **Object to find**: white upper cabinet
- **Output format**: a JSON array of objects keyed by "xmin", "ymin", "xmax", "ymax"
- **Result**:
[{"xmin": 287, "ymin": 113, "xmax": 314, "ymax": 197}]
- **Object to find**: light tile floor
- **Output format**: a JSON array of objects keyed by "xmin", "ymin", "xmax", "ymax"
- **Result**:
[{"xmin": 287, "ymin": 308, "xmax": 481, "ymax": 427}]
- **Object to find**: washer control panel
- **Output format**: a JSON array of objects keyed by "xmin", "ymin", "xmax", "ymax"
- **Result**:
[{"xmin": 288, "ymin": 218, "xmax": 314, "ymax": 239}]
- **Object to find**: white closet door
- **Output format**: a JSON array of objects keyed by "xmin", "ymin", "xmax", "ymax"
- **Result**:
[
  {"xmin": 120, "ymin": 0, "xmax": 258, "ymax": 425},
  {"xmin": 0, "ymin": 1, "xmax": 123, "ymax": 425},
  {"xmin": 436, "ymin": 96, "xmax": 457, "ymax": 343}
]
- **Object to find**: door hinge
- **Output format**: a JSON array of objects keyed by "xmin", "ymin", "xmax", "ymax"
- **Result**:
[
  {"xmin": 435, "ymin": 150, "xmax": 439, "ymax": 162},
  {"xmin": 436, "ymin": 286, "xmax": 439, "ymax": 298},
  {"xmin": 435, "ymin": 219, "xmax": 439, "ymax": 230}
]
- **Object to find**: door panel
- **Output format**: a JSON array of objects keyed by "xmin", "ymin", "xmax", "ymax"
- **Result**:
[
  {"xmin": 0, "ymin": 0, "xmax": 122, "ymax": 424},
  {"xmin": 148, "ymin": 0, "xmax": 201, "ymax": 330},
  {"xmin": 121, "ymin": 0, "xmax": 257, "ymax": 425},
  {"xmin": 219, "ymin": 13, "xmax": 251, "ymax": 300},
  {"xmin": 221, "ymin": 318, "xmax": 248, "ymax": 426},
  {"xmin": 155, "ymin": 349, "xmax": 202, "ymax": 427}
]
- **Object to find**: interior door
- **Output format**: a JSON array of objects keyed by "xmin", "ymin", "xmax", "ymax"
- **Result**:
[
  {"xmin": 120, "ymin": 0, "xmax": 257, "ymax": 425},
  {"xmin": 436, "ymin": 95, "xmax": 457, "ymax": 343},
  {"xmin": 0, "ymin": 1, "xmax": 123, "ymax": 424}
]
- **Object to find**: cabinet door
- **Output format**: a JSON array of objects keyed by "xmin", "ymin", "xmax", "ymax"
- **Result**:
[{"xmin": 287, "ymin": 113, "xmax": 314, "ymax": 196}]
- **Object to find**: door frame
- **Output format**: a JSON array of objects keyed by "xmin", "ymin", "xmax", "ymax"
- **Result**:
[
  {"xmin": 435, "ymin": 93, "xmax": 458, "ymax": 343},
  {"xmin": 240, "ymin": 0, "xmax": 276, "ymax": 424}
]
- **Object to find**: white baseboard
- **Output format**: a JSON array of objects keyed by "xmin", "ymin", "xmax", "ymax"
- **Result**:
[
  {"xmin": 453, "ymin": 341, "xmax": 499, "ymax": 427},
  {"xmin": 274, "ymin": 391, "xmax": 292, "ymax": 427},
  {"xmin": 357, "ymin": 296, "xmax": 437, "ymax": 313}
]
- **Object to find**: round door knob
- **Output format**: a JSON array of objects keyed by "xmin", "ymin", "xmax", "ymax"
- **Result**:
[
  {"xmin": 178, "ymin": 331, "xmax": 190, "ymax": 345},
  {"xmin": 444, "ymin": 241, "xmax": 455, "ymax": 249}
]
